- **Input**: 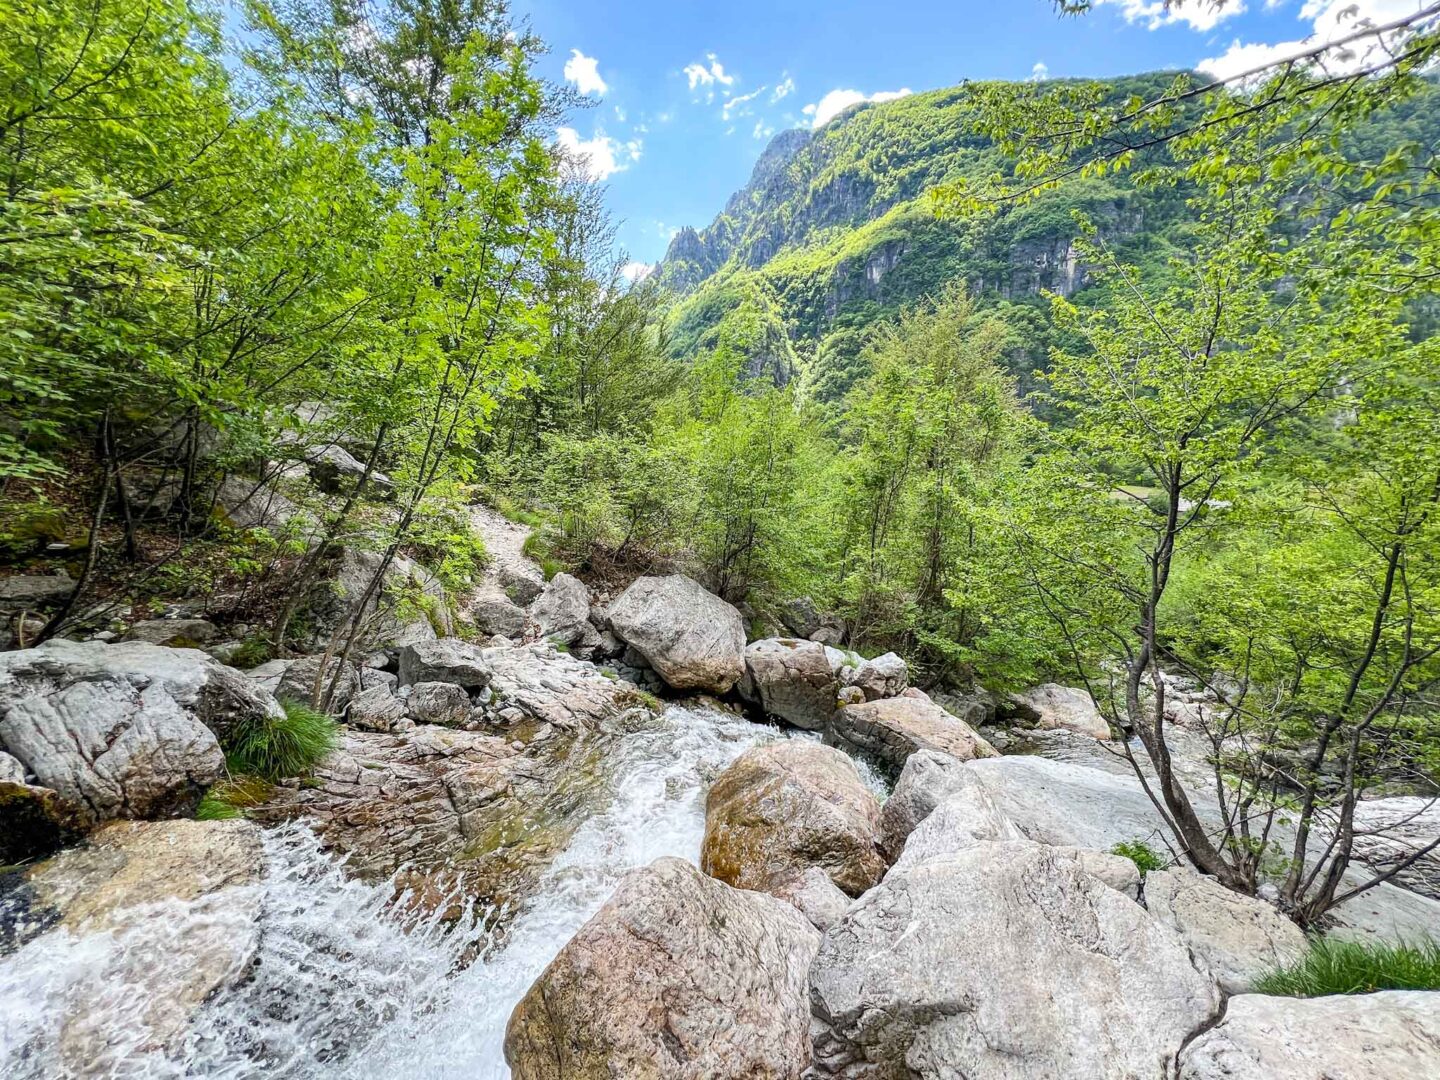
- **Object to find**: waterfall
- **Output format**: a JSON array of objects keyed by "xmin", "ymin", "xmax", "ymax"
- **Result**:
[{"xmin": 2, "ymin": 703, "xmax": 883, "ymax": 1078}]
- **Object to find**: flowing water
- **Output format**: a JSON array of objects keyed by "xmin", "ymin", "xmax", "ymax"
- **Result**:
[{"xmin": 0, "ymin": 703, "xmax": 886, "ymax": 1079}]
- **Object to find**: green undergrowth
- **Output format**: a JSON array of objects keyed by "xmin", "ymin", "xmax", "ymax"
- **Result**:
[
  {"xmin": 1254, "ymin": 937, "xmax": 1440, "ymax": 997},
  {"xmin": 1110, "ymin": 840, "xmax": 1167, "ymax": 874},
  {"xmin": 224, "ymin": 700, "xmax": 339, "ymax": 781}
]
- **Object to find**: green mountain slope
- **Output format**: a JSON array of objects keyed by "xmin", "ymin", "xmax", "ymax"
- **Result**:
[{"xmin": 656, "ymin": 73, "xmax": 1439, "ymax": 405}]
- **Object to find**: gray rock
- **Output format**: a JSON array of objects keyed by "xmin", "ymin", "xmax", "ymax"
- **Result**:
[
  {"xmin": 0, "ymin": 573, "xmax": 76, "ymax": 610},
  {"xmin": 1143, "ymin": 867, "xmax": 1309, "ymax": 994},
  {"xmin": 889, "ymin": 783, "xmax": 1025, "ymax": 872},
  {"xmin": 701, "ymin": 740, "xmax": 885, "ymax": 898},
  {"xmin": 397, "ymin": 637, "xmax": 491, "ymax": 689},
  {"xmin": 0, "ymin": 749, "xmax": 26, "ymax": 784},
  {"xmin": 346, "ymin": 684, "xmax": 412, "ymax": 733},
  {"xmin": 484, "ymin": 643, "xmax": 651, "ymax": 731},
  {"xmin": 247, "ymin": 655, "xmax": 362, "ymax": 712},
  {"xmin": 468, "ymin": 590, "xmax": 528, "ymax": 638},
  {"xmin": 303, "ymin": 548, "xmax": 449, "ymax": 652},
  {"xmin": 305, "ymin": 443, "xmax": 394, "ymax": 497},
  {"xmin": 0, "ymin": 641, "xmax": 280, "ymax": 856},
  {"xmin": 214, "ymin": 474, "xmax": 306, "ymax": 532},
  {"xmin": 742, "ymin": 638, "xmax": 839, "ymax": 730},
  {"xmin": 829, "ymin": 692, "xmax": 998, "ymax": 768},
  {"xmin": 528, "ymin": 572, "xmax": 593, "ymax": 646},
  {"xmin": 772, "ymin": 866, "xmax": 851, "ymax": 931},
  {"xmin": 359, "ymin": 667, "xmax": 397, "ymax": 691},
  {"xmin": 932, "ymin": 687, "xmax": 999, "ymax": 727},
  {"xmin": 844, "ymin": 651, "xmax": 907, "ymax": 701},
  {"xmin": 405, "ymin": 681, "xmax": 471, "ymax": 726},
  {"xmin": 1178, "ymin": 991, "xmax": 1440, "ymax": 1079},
  {"xmin": 1009, "ymin": 683, "xmax": 1111, "ymax": 739},
  {"xmin": 504, "ymin": 857, "xmax": 820, "ymax": 1080},
  {"xmin": 608, "ymin": 575, "xmax": 746, "ymax": 694},
  {"xmin": 1342, "ymin": 797, "xmax": 1440, "ymax": 900},
  {"xmin": 879, "ymin": 748, "xmax": 980, "ymax": 860},
  {"xmin": 808, "ymin": 841, "xmax": 1220, "ymax": 1079}
]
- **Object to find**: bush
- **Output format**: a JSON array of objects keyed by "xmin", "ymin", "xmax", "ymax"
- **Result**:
[
  {"xmin": 1254, "ymin": 937, "xmax": 1440, "ymax": 997},
  {"xmin": 224, "ymin": 699, "xmax": 339, "ymax": 781},
  {"xmin": 1110, "ymin": 840, "xmax": 1167, "ymax": 874}
]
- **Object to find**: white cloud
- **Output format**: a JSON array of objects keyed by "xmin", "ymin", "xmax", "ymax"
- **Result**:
[
  {"xmin": 683, "ymin": 53, "xmax": 735, "ymax": 91},
  {"xmin": 753, "ymin": 119, "xmax": 775, "ymax": 140},
  {"xmin": 1031, "ymin": 61, "xmax": 1050, "ymax": 81},
  {"xmin": 620, "ymin": 261, "xmax": 654, "ymax": 283},
  {"xmin": 555, "ymin": 127, "xmax": 638, "ymax": 181},
  {"xmin": 803, "ymin": 87, "xmax": 913, "ymax": 129},
  {"xmin": 722, "ymin": 85, "xmax": 766, "ymax": 120},
  {"xmin": 563, "ymin": 49, "xmax": 607, "ymax": 97},
  {"xmin": 771, "ymin": 76, "xmax": 796, "ymax": 102},
  {"xmin": 1199, "ymin": 0, "xmax": 1428, "ymax": 81},
  {"xmin": 1096, "ymin": 0, "xmax": 1246, "ymax": 31}
]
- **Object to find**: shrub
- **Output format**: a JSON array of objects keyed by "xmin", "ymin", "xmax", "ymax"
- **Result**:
[
  {"xmin": 224, "ymin": 699, "xmax": 339, "ymax": 781},
  {"xmin": 1110, "ymin": 840, "xmax": 1166, "ymax": 874},
  {"xmin": 1254, "ymin": 937, "xmax": 1440, "ymax": 997}
]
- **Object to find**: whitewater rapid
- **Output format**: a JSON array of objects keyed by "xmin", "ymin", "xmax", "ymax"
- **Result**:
[{"xmin": 0, "ymin": 703, "xmax": 885, "ymax": 1078}]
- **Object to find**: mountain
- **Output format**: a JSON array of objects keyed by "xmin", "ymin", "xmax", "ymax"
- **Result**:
[{"xmin": 655, "ymin": 73, "xmax": 1439, "ymax": 405}]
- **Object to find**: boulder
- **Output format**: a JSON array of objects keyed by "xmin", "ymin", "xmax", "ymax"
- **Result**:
[
  {"xmin": 1009, "ymin": 683, "xmax": 1110, "ymax": 739},
  {"xmin": 527, "ymin": 572, "xmax": 593, "ymax": 647},
  {"xmin": 779, "ymin": 596, "xmax": 843, "ymax": 642},
  {"xmin": 405, "ymin": 681, "xmax": 471, "ymax": 726},
  {"xmin": 829, "ymin": 693, "xmax": 998, "ymax": 768},
  {"xmin": 701, "ymin": 740, "xmax": 886, "ymax": 898},
  {"xmin": 397, "ymin": 638, "xmax": 491, "ymax": 690},
  {"xmin": 772, "ymin": 866, "xmax": 851, "ymax": 931},
  {"xmin": 843, "ymin": 651, "xmax": 907, "ymax": 701},
  {"xmin": 879, "ymin": 748, "xmax": 977, "ymax": 860},
  {"xmin": 247, "ymin": 655, "xmax": 362, "ymax": 712},
  {"xmin": 808, "ymin": 841, "xmax": 1220, "ymax": 1079},
  {"xmin": 483, "ymin": 643, "xmax": 658, "ymax": 730},
  {"xmin": 0, "ymin": 572, "xmax": 76, "ymax": 610},
  {"xmin": 1343, "ymin": 797, "xmax": 1440, "ymax": 900},
  {"xmin": 466, "ymin": 589, "xmax": 528, "ymax": 639},
  {"xmin": 742, "ymin": 638, "xmax": 839, "ymax": 730},
  {"xmin": 303, "ymin": 548, "xmax": 449, "ymax": 652},
  {"xmin": 122, "ymin": 617, "xmax": 218, "ymax": 647},
  {"xmin": 305, "ymin": 442, "xmax": 394, "ymax": 497},
  {"xmin": 345, "ymin": 684, "xmax": 412, "ymax": 733},
  {"xmin": 1143, "ymin": 867, "xmax": 1309, "ymax": 994},
  {"xmin": 504, "ymin": 857, "xmax": 820, "ymax": 1080},
  {"xmin": 888, "ymin": 784, "xmax": 1025, "ymax": 872},
  {"xmin": 214, "ymin": 474, "xmax": 305, "ymax": 532},
  {"xmin": 1178, "ymin": 991, "xmax": 1440, "ymax": 1079},
  {"xmin": 0, "ymin": 641, "xmax": 281, "ymax": 858},
  {"xmin": 608, "ymin": 574, "xmax": 746, "ymax": 694},
  {"xmin": 0, "ymin": 820, "xmax": 262, "ymax": 1073}
]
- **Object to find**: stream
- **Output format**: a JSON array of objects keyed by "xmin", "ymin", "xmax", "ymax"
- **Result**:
[{"xmin": 0, "ymin": 703, "xmax": 885, "ymax": 1078}]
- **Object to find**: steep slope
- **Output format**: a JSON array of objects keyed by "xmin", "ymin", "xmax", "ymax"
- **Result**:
[{"xmin": 656, "ymin": 74, "xmax": 1440, "ymax": 404}]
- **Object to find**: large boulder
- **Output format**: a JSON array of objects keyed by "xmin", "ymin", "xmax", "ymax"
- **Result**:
[
  {"xmin": 829, "ymin": 692, "xmax": 998, "ymax": 769},
  {"xmin": 1009, "ymin": 683, "xmax": 1111, "ymax": 739},
  {"xmin": 0, "ymin": 820, "xmax": 262, "ymax": 1073},
  {"xmin": 247, "ymin": 654, "xmax": 362, "ymax": 712},
  {"xmin": 608, "ymin": 574, "xmax": 746, "ymax": 693},
  {"xmin": 702, "ymin": 740, "xmax": 886, "ymax": 898},
  {"xmin": 345, "ymin": 684, "xmax": 412, "ymax": 733},
  {"xmin": 504, "ymin": 857, "xmax": 820, "ymax": 1080},
  {"xmin": 1343, "ymin": 797, "xmax": 1440, "ymax": 900},
  {"xmin": 527, "ymin": 572, "xmax": 594, "ymax": 648},
  {"xmin": 888, "ymin": 784, "xmax": 1026, "ymax": 873},
  {"xmin": 303, "ymin": 547, "xmax": 449, "ymax": 651},
  {"xmin": 808, "ymin": 841, "xmax": 1220, "ymax": 1079},
  {"xmin": 1178, "ymin": 991, "xmax": 1440, "ymax": 1079},
  {"xmin": 0, "ymin": 572, "xmax": 76, "ymax": 611},
  {"xmin": 404, "ymin": 681, "xmax": 471, "ymax": 726},
  {"xmin": 0, "ymin": 641, "xmax": 281, "ymax": 859},
  {"xmin": 842, "ymin": 651, "xmax": 908, "ymax": 701},
  {"xmin": 1143, "ymin": 867, "xmax": 1309, "ymax": 994},
  {"xmin": 743, "ymin": 638, "xmax": 839, "ymax": 730},
  {"xmin": 483, "ymin": 643, "xmax": 653, "ymax": 731},
  {"xmin": 397, "ymin": 637, "xmax": 491, "ymax": 690},
  {"xmin": 122, "ymin": 618, "xmax": 218, "ymax": 648},
  {"xmin": 878, "ymin": 748, "xmax": 979, "ymax": 860}
]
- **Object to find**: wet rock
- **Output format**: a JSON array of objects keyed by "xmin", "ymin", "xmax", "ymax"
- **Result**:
[
  {"xmin": 398, "ymin": 638, "xmax": 491, "ymax": 690},
  {"xmin": 1143, "ymin": 867, "xmax": 1309, "ymax": 994},
  {"xmin": 808, "ymin": 841, "xmax": 1220, "ymax": 1079},
  {"xmin": 829, "ymin": 692, "xmax": 998, "ymax": 768},
  {"xmin": 0, "ymin": 641, "xmax": 280, "ymax": 857},
  {"xmin": 405, "ymin": 681, "xmax": 471, "ymax": 726},
  {"xmin": 1009, "ymin": 683, "xmax": 1110, "ymax": 740},
  {"xmin": 346, "ymin": 685, "xmax": 412, "ymax": 733},
  {"xmin": 0, "ymin": 820, "xmax": 262, "ymax": 1073},
  {"xmin": 505, "ymin": 857, "xmax": 820, "ymax": 1080},
  {"xmin": 608, "ymin": 574, "xmax": 746, "ymax": 694},
  {"xmin": 1178, "ymin": 991, "xmax": 1440, "ymax": 1079},
  {"xmin": 701, "ymin": 740, "xmax": 885, "ymax": 898},
  {"xmin": 742, "ymin": 638, "xmax": 839, "ymax": 730}
]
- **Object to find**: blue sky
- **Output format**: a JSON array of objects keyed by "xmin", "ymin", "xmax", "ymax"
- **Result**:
[{"xmin": 510, "ymin": 0, "xmax": 1423, "ymax": 271}]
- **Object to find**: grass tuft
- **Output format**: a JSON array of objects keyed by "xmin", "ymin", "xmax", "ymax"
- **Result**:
[
  {"xmin": 195, "ymin": 791, "xmax": 243, "ymax": 820},
  {"xmin": 1254, "ymin": 936, "xmax": 1440, "ymax": 997},
  {"xmin": 224, "ymin": 699, "xmax": 339, "ymax": 781},
  {"xmin": 1110, "ymin": 840, "xmax": 1167, "ymax": 874}
]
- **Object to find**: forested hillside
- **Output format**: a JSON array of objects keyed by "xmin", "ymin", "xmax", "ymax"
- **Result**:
[{"xmin": 659, "ymin": 75, "xmax": 1440, "ymax": 404}]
